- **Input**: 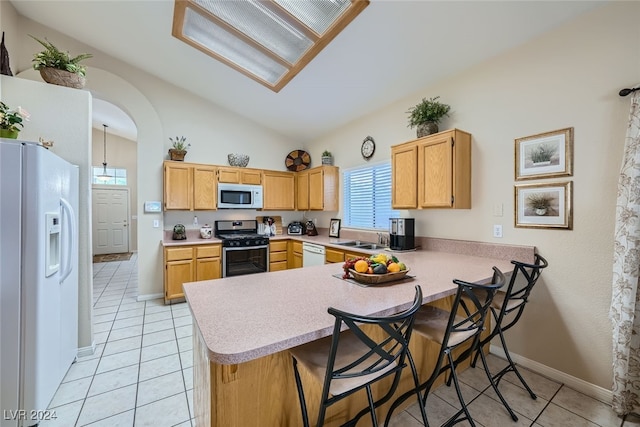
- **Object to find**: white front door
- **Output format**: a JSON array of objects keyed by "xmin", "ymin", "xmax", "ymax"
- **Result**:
[{"xmin": 92, "ymin": 187, "xmax": 130, "ymax": 255}]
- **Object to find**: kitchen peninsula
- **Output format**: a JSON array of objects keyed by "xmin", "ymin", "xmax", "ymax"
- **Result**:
[{"xmin": 183, "ymin": 241, "xmax": 535, "ymax": 426}]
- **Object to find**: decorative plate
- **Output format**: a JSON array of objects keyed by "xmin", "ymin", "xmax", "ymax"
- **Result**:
[
  {"xmin": 348, "ymin": 269, "xmax": 411, "ymax": 285},
  {"xmin": 285, "ymin": 150, "xmax": 311, "ymax": 172}
]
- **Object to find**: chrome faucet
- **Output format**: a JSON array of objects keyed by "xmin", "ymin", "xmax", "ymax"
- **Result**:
[{"xmin": 377, "ymin": 233, "xmax": 389, "ymax": 246}]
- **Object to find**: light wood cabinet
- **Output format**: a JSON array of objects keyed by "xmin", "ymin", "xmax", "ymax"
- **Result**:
[
  {"xmin": 164, "ymin": 161, "xmax": 217, "ymax": 211},
  {"xmin": 164, "ymin": 244, "xmax": 221, "ymax": 302},
  {"xmin": 391, "ymin": 129, "xmax": 471, "ymax": 209},
  {"xmin": 325, "ymin": 247, "xmax": 368, "ymax": 264},
  {"xmin": 263, "ymin": 171, "xmax": 295, "ymax": 210},
  {"xmin": 297, "ymin": 166, "xmax": 339, "ymax": 211},
  {"xmin": 217, "ymin": 167, "xmax": 262, "ymax": 185},
  {"xmin": 289, "ymin": 241, "xmax": 303, "ymax": 269},
  {"xmin": 269, "ymin": 240, "xmax": 289, "ymax": 271}
]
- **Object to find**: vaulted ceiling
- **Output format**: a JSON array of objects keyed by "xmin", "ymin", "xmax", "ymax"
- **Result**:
[{"xmin": 11, "ymin": 1, "xmax": 604, "ymax": 143}]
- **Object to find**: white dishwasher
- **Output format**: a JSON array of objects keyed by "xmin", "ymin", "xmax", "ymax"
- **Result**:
[{"xmin": 302, "ymin": 242, "xmax": 325, "ymax": 267}]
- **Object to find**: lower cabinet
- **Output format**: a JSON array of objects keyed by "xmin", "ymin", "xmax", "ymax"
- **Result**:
[
  {"xmin": 289, "ymin": 241, "xmax": 303, "ymax": 269},
  {"xmin": 325, "ymin": 248, "xmax": 369, "ymax": 264},
  {"xmin": 269, "ymin": 240, "xmax": 289, "ymax": 271},
  {"xmin": 164, "ymin": 244, "xmax": 221, "ymax": 303}
]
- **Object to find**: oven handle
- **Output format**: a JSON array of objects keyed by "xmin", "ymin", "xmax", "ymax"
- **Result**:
[{"xmin": 222, "ymin": 245, "xmax": 269, "ymax": 251}]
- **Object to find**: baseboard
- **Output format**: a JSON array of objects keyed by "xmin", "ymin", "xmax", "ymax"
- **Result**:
[
  {"xmin": 76, "ymin": 341, "xmax": 96, "ymax": 359},
  {"xmin": 136, "ymin": 292, "xmax": 164, "ymax": 302},
  {"xmin": 490, "ymin": 344, "xmax": 612, "ymax": 404}
]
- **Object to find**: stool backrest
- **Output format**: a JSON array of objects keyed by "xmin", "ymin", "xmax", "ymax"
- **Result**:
[
  {"xmin": 495, "ymin": 254, "xmax": 548, "ymax": 330},
  {"xmin": 325, "ymin": 285, "xmax": 423, "ymax": 385},
  {"xmin": 444, "ymin": 267, "xmax": 506, "ymax": 351}
]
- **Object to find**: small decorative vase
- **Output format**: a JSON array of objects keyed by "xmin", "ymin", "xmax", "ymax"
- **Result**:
[
  {"xmin": 169, "ymin": 149, "xmax": 187, "ymax": 161},
  {"xmin": 416, "ymin": 122, "xmax": 439, "ymax": 138},
  {"xmin": 39, "ymin": 67, "xmax": 86, "ymax": 89},
  {"xmin": 321, "ymin": 156, "xmax": 333, "ymax": 165},
  {"xmin": 0, "ymin": 129, "xmax": 19, "ymax": 139},
  {"xmin": 535, "ymin": 208, "xmax": 547, "ymax": 216},
  {"xmin": 200, "ymin": 224, "xmax": 212, "ymax": 239}
]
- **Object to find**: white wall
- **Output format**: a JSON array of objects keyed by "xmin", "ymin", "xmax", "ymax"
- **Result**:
[{"xmin": 308, "ymin": 2, "xmax": 639, "ymax": 389}]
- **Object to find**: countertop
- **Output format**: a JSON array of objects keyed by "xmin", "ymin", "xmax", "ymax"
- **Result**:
[{"xmin": 182, "ymin": 247, "xmax": 528, "ymax": 365}]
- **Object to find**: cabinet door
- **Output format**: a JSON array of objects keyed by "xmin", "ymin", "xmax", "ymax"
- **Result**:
[
  {"xmin": 218, "ymin": 167, "xmax": 241, "ymax": 184},
  {"xmin": 291, "ymin": 253, "xmax": 303, "ymax": 269},
  {"xmin": 164, "ymin": 162, "xmax": 192, "ymax": 210},
  {"xmin": 345, "ymin": 251, "xmax": 368, "ymax": 261},
  {"xmin": 196, "ymin": 257, "xmax": 221, "ymax": 281},
  {"xmin": 296, "ymin": 171, "xmax": 309, "ymax": 211},
  {"xmin": 418, "ymin": 134, "xmax": 454, "ymax": 208},
  {"xmin": 241, "ymin": 170, "xmax": 262, "ymax": 185},
  {"xmin": 392, "ymin": 144, "xmax": 418, "ymax": 209},
  {"xmin": 308, "ymin": 168, "xmax": 324, "ymax": 210},
  {"xmin": 193, "ymin": 165, "xmax": 217, "ymax": 210},
  {"xmin": 263, "ymin": 171, "xmax": 295, "ymax": 210},
  {"xmin": 325, "ymin": 248, "xmax": 344, "ymax": 264},
  {"xmin": 166, "ymin": 259, "xmax": 194, "ymax": 300}
]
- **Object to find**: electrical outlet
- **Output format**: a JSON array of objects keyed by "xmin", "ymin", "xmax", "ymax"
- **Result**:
[
  {"xmin": 153, "ymin": 220, "xmax": 159, "ymax": 228},
  {"xmin": 493, "ymin": 224, "xmax": 503, "ymax": 238}
]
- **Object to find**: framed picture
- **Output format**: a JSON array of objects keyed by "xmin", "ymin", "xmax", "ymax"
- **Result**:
[
  {"xmin": 329, "ymin": 218, "xmax": 341, "ymax": 238},
  {"xmin": 515, "ymin": 127, "xmax": 573, "ymax": 180},
  {"xmin": 515, "ymin": 181, "xmax": 572, "ymax": 229}
]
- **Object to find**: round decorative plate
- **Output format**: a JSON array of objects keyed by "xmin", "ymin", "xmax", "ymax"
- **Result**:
[{"xmin": 285, "ymin": 150, "xmax": 311, "ymax": 172}]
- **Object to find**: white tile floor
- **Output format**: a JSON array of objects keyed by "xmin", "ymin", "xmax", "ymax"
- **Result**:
[{"xmin": 40, "ymin": 254, "xmax": 631, "ymax": 427}]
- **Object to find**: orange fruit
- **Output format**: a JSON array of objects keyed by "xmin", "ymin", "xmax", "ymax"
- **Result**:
[
  {"xmin": 387, "ymin": 262, "xmax": 400, "ymax": 273},
  {"xmin": 354, "ymin": 260, "xmax": 369, "ymax": 273}
]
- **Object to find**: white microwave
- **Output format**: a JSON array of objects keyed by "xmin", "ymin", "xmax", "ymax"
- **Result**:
[{"xmin": 217, "ymin": 183, "xmax": 263, "ymax": 209}]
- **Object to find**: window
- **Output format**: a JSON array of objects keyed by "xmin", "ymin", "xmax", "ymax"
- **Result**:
[
  {"xmin": 172, "ymin": 0, "xmax": 369, "ymax": 92},
  {"xmin": 343, "ymin": 162, "xmax": 398, "ymax": 229},
  {"xmin": 92, "ymin": 167, "xmax": 127, "ymax": 186}
]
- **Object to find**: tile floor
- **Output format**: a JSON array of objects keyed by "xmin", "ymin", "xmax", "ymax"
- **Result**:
[{"xmin": 41, "ymin": 254, "xmax": 631, "ymax": 427}]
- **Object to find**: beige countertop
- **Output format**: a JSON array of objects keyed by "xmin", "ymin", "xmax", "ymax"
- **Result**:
[{"xmin": 183, "ymin": 245, "xmax": 530, "ymax": 365}]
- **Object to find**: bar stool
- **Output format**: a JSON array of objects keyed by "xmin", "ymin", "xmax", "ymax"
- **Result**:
[
  {"xmin": 384, "ymin": 267, "xmax": 506, "ymax": 427},
  {"xmin": 290, "ymin": 285, "xmax": 425, "ymax": 427},
  {"xmin": 471, "ymin": 253, "xmax": 549, "ymax": 421}
]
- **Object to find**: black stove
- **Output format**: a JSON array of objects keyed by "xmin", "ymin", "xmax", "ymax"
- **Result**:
[{"xmin": 215, "ymin": 220, "xmax": 269, "ymax": 248}]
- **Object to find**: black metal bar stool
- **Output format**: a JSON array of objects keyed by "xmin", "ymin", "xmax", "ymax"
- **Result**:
[
  {"xmin": 384, "ymin": 267, "xmax": 506, "ymax": 427},
  {"xmin": 290, "ymin": 285, "xmax": 425, "ymax": 427},
  {"xmin": 471, "ymin": 253, "xmax": 549, "ymax": 421}
]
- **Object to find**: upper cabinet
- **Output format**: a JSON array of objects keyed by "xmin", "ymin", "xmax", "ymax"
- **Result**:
[
  {"xmin": 217, "ymin": 166, "xmax": 262, "ymax": 185},
  {"xmin": 263, "ymin": 170, "xmax": 295, "ymax": 210},
  {"xmin": 164, "ymin": 161, "xmax": 217, "ymax": 211},
  {"xmin": 391, "ymin": 129, "xmax": 471, "ymax": 209},
  {"xmin": 297, "ymin": 165, "xmax": 339, "ymax": 211}
]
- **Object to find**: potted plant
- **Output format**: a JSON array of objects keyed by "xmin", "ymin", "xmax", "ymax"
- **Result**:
[
  {"xmin": 406, "ymin": 96, "xmax": 451, "ymax": 138},
  {"xmin": 29, "ymin": 35, "xmax": 92, "ymax": 89},
  {"xmin": 526, "ymin": 193, "xmax": 553, "ymax": 216},
  {"xmin": 0, "ymin": 101, "xmax": 29, "ymax": 139},
  {"xmin": 169, "ymin": 136, "xmax": 190, "ymax": 161},
  {"xmin": 321, "ymin": 150, "xmax": 333, "ymax": 165}
]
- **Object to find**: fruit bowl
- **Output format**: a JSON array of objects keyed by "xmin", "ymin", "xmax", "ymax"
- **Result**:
[{"xmin": 348, "ymin": 269, "xmax": 411, "ymax": 285}]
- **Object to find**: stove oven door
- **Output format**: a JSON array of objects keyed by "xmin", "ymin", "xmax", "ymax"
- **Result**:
[{"xmin": 222, "ymin": 245, "xmax": 269, "ymax": 277}]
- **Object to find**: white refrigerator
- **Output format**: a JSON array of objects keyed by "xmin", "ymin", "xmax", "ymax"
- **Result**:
[{"xmin": 0, "ymin": 140, "xmax": 79, "ymax": 427}]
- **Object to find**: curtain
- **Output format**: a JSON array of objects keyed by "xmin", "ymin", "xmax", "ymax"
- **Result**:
[{"xmin": 611, "ymin": 89, "xmax": 640, "ymax": 415}]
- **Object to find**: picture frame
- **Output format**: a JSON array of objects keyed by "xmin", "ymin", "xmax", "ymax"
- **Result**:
[
  {"xmin": 329, "ymin": 218, "xmax": 341, "ymax": 238},
  {"xmin": 515, "ymin": 127, "xmax": 573, "ymax": 181},
  {"xmin": 515, "ymin": 181, "xmax": 572, "ymax": 229}
]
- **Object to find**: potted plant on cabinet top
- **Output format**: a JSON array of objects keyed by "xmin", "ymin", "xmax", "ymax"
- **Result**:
[
  {"xmin": 0, "ymin": 101, "xmax": 29, "ymax": 139},
  {"xmin": 526, "ymin": 193, "xmax": 553, "ymax": 216},
  {"xmin": 30, "ymin": 35, "xmax": 92, "ymax": 89},
  {"xmin": 321, "ymin": 150, "xmax": 333, "ymax": 165},
  {"xmin": 406, "ymin": 96, "xmax": 451, "ymax": 138},
  {"xmin": 169, "ymin": 136, "xmax": 190, "ymax": 161}
]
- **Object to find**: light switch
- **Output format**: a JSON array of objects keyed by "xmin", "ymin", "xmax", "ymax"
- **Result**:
[
  {"xmin": 493, "ymin": 203, "xmax": 504, "ymax": 217},
  {"xmin": 153, "ymin": 220, "xmax": 160, "ymax": 228}
]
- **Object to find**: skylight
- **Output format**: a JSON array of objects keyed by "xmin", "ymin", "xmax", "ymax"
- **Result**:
[{"xmin": 172, "ymin": 0, "xmax": 369, "ymax": 92}]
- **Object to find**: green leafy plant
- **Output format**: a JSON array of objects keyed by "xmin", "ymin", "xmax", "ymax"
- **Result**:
[
  {"xmin": 529, "ymin": 143, "xmax": 557, "ymax": 163},
  {"xmin": 322, "ymin": 150, "xmax": 332, "ymax": 157},
  {"xmin": 170, "ymin": 136, "xmax": 190, "ymax": 151},
  {"xmin": 526, "ymin": 193, "xmax": 553, "ymax": 210},
  {"xmin": 406, "ymin": 96, "xmax": 451, "ymax": 128},
  {"xmin": 0, "ymin": 102, "xmax": 30, "ymax": 131},
  {"xmin": 30, "ymin": 35, "xmax": 93, "ymax": 77}
]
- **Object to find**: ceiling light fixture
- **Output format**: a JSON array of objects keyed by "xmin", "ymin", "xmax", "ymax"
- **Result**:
[
  {"xmin": 172, "ymin": 0, "xmax": 369, "ymax": 92},
  {"xmin": 97, "ymin": 124, "xmax": 112, "ymax": 182}
]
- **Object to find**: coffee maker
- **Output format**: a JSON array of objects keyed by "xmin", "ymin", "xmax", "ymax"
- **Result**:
[{"xmin": 389, "ymin": 218, "xmax": 415, "ymax": 251}]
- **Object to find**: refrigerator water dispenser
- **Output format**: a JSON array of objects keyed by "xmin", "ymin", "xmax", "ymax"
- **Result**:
[{"xmin": 45, "ymin": 212, "xmax": 60, "ymax": 277}]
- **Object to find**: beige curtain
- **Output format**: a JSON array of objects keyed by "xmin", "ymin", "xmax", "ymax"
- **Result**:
[{"xmin": 611, "ymin": 89, "xmax": 640, "ymax": 415}]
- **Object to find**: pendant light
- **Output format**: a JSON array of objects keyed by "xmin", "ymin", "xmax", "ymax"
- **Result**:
[{"xmin": 97, "ymin": 124, "xmax": 112, "ymax": 181}]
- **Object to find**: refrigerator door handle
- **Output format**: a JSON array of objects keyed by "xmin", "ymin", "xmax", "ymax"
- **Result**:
[{"xmin": 59, "ymin": 197, "xmax": 76, "ymax": 284}]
